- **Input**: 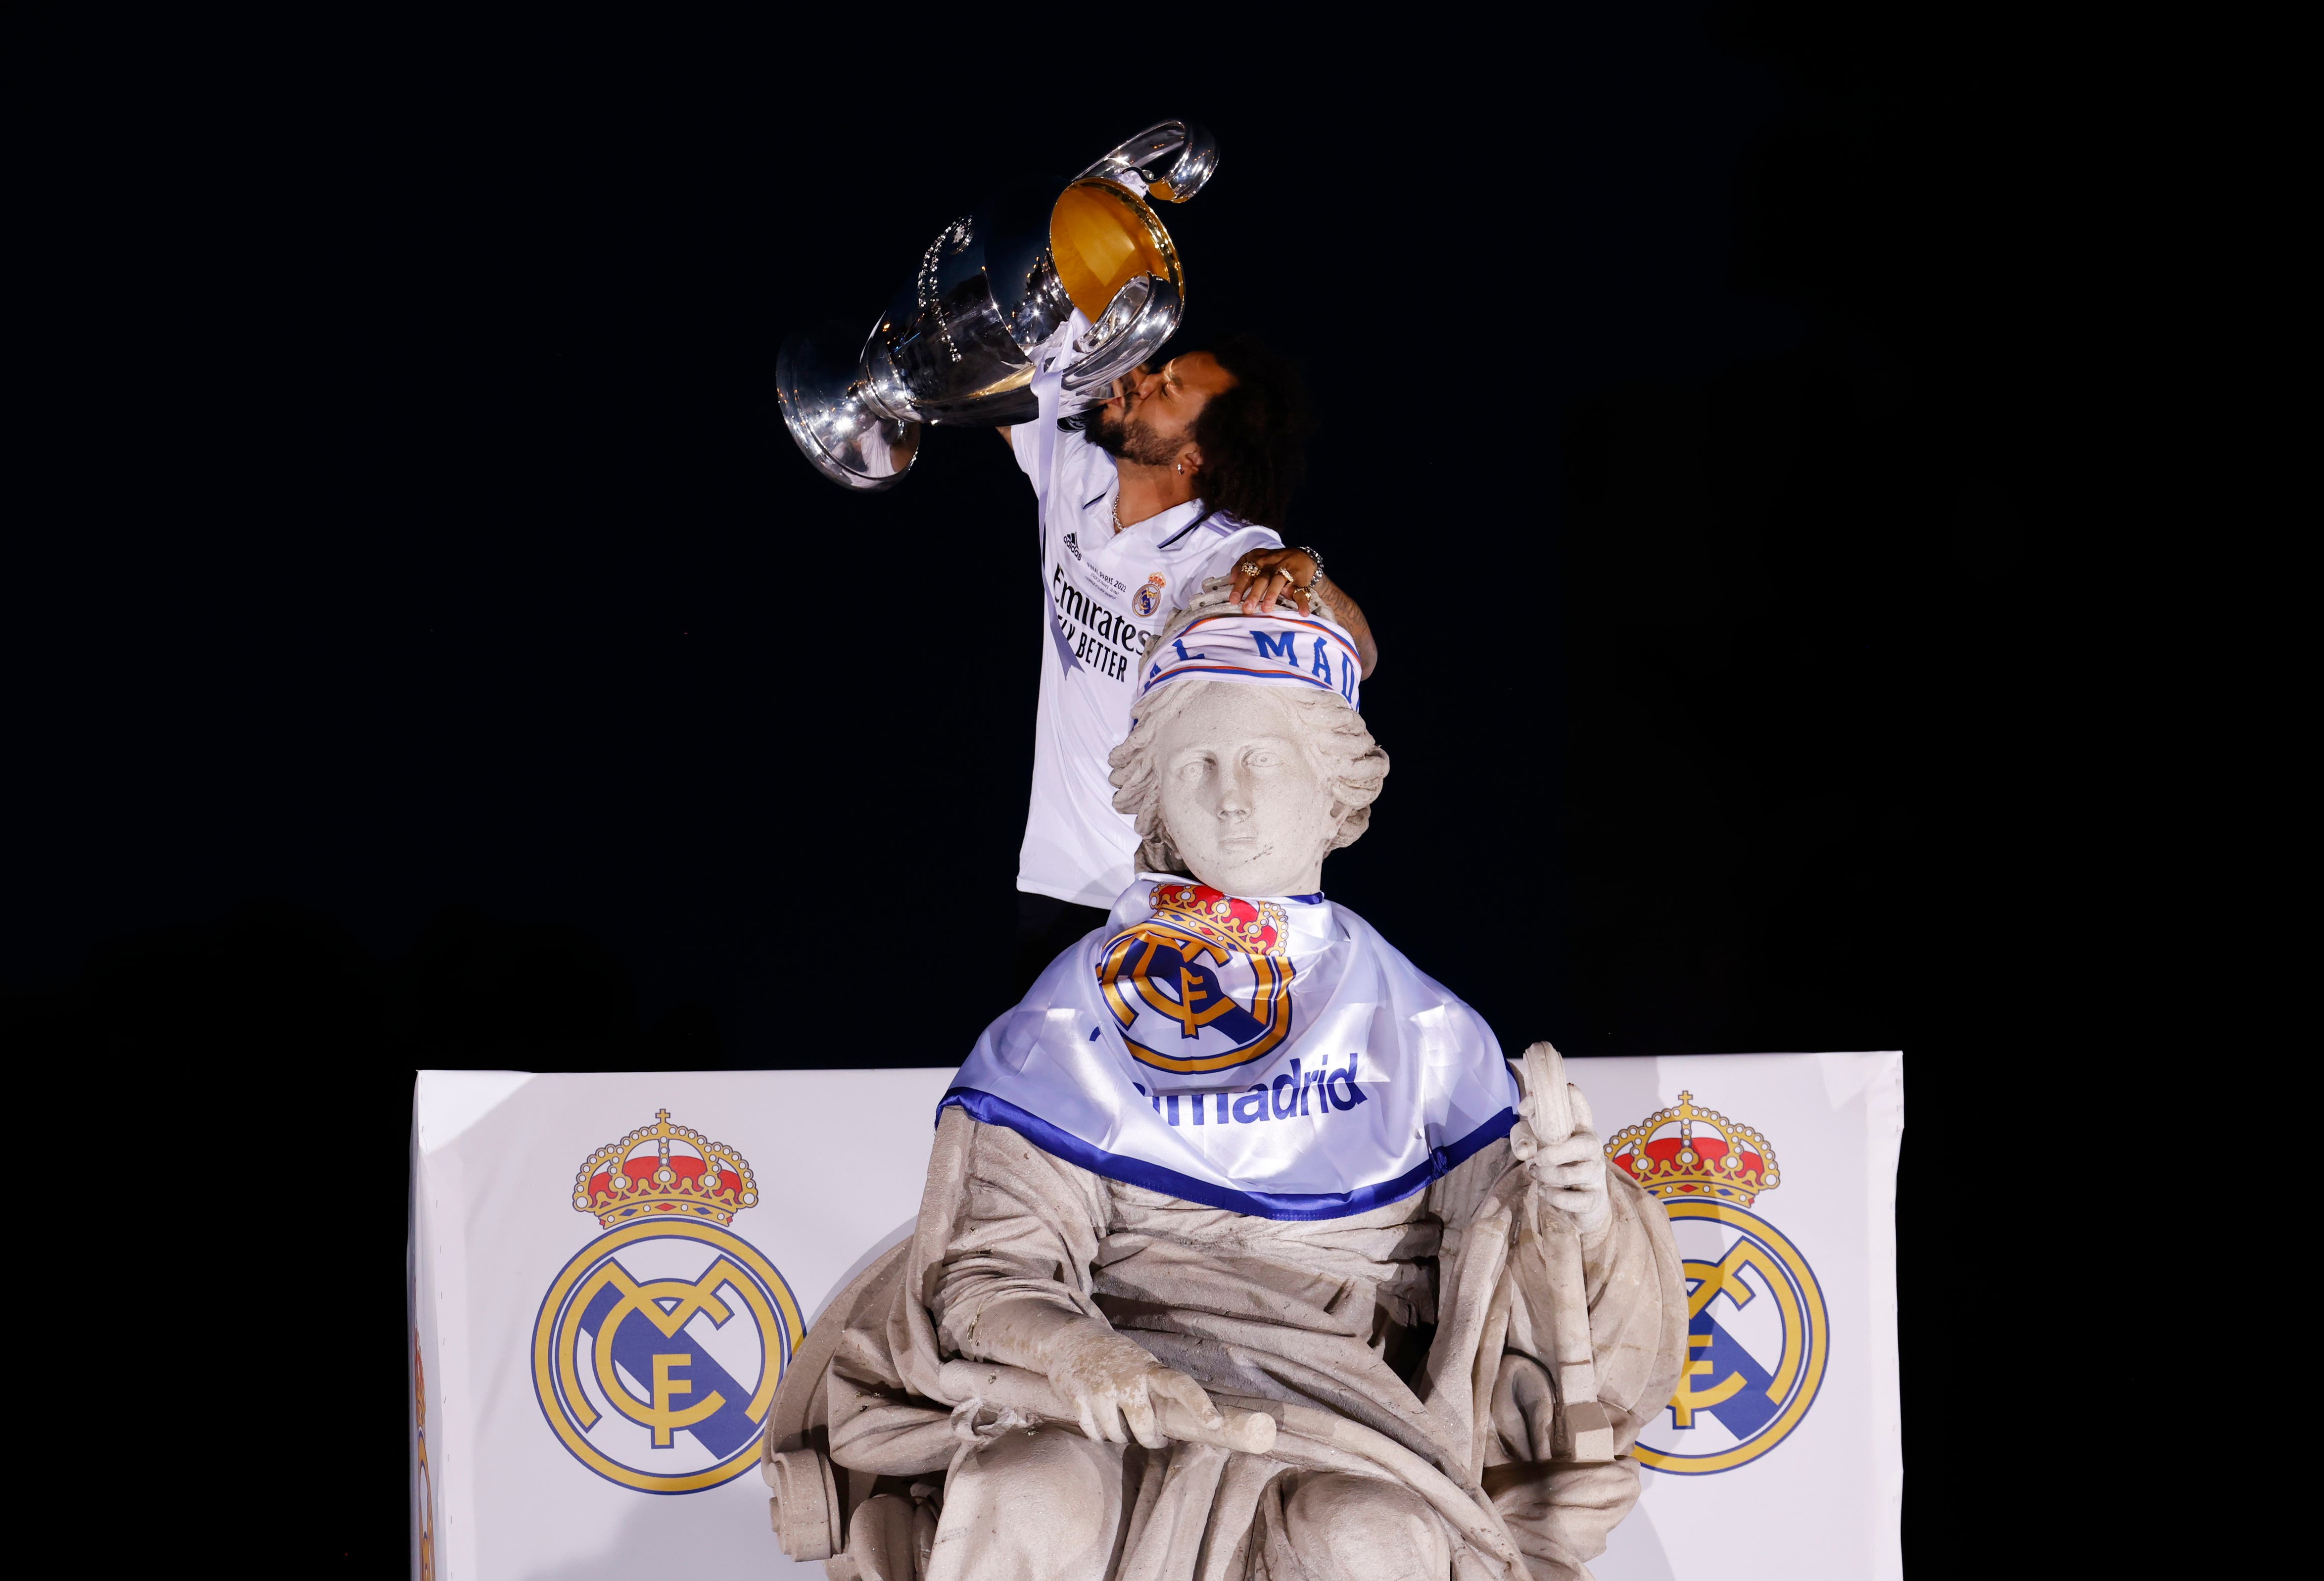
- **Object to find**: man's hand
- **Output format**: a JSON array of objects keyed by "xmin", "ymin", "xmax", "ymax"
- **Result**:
[
  {"xmin": 1227, "ymin": 546, "xmax": 1320, "ymax": 616},
  {"xmin": 1516, "ymin": 1085, "xmax": 1613, "ymax": 1238},
  {"xmin": 1225, "ymin": 548, "xmax": 1379, "ymax": 677},
  {"xmin": 1044, "ymin": 1324, "xmax": 1225, "ymax": 1449}
]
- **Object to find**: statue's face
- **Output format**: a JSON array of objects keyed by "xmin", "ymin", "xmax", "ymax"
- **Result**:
[{"xmin": 1152, "ymin": 684, "xmax": 1337, "ymax": 898}]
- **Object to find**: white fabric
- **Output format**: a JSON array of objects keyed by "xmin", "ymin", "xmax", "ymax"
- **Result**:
[
  {"xmin": 943, "ymin": 878, "xmax": 1518, "ymax": 1218},
  {"xmin": 407, "ymin": 1054, "xmax": 1903, "ymax": 1579},
  {"xmin": 1009, "ymin": 338, "xmax": 1282, "ymax": 908},
  {"xmin": 1134, "ymin": 605, "xmax": 1363, "ymax": 715}
]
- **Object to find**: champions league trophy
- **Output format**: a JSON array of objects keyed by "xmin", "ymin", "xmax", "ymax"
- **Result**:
[{"xmin": 775, "ymin": 120, "xmax": 1217, "ymax": 491}]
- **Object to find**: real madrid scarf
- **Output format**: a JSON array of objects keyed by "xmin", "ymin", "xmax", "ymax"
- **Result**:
[{"xmin": 942, "ymin": 879, "xmax": 1518, "ymax": 1220}]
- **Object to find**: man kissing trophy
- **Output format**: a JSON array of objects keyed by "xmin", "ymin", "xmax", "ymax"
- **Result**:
[
  {"xmin": 760, "ymin": 583, "xmax": 1687, "ymax": 1580},
  {"xmin": 777, "ymin": 121, "xmax": 1381, "ymax": 988},
  {"xmin": 775, "ymin": 120, "xmax": 1219, "ymax": 492}
]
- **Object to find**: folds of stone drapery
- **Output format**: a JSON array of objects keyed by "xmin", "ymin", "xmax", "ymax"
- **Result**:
[
  {"xmin": 767, "ymin": 1107, "xmax": 1685, "ymax": 1581},
  {"xmin": 1476, "ymin": 1166, "xmax": 1689, "ymax": 1579}
]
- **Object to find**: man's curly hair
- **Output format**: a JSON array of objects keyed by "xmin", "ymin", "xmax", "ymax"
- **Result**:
[
  {"xmin": 1108, "ymin": 580, "xmax": 1387, "ymax": 877},
  {"xmin": 1187, "ymin": 334, "xmax": 1315, "ymax": 528}
]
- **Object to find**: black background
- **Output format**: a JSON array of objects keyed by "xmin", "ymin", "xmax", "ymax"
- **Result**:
[{"xmin": 10, "ymin": 7, "xmax": 2056, "ymax": 1572}]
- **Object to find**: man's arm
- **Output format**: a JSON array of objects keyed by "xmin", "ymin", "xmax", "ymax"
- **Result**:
[
  {"xmin": 1316, "ymin": 574, "xmax": 1377, "ymax": 678},
  {"xmin": 1228, "ymin": 546, "xmax": 1379, "ymax": 677}
]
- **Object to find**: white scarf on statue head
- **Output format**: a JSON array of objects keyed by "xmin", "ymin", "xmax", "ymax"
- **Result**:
[{"xmin": 943, "ymin": 878, "xmax": 1518, "ymax": 1220}]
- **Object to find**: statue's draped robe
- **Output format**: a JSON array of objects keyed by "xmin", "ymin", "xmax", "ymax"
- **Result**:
[{"xmin": 802, "ymin": 1106, "xmax": 1684, "ymax": 1581}]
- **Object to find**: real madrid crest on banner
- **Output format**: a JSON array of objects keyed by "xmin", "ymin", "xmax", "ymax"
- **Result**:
[
  {"xmin": 1097, "ymin": 882, "xmax": 1295, "ymax": 1074},
  {"xmin": 412, "ymin": 1330, "xmax": 434, "ymax": 1581},
  {"xmin": 1609, "ymin": 1093, "xmax": 1831, "ymax": 1475},
  {"xmin": 531, "ymin": 1109, "xmax": 804, "ymax": 1494}
]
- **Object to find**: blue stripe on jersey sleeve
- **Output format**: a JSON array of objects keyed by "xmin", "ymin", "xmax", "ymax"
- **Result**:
[{"xmin": 1155, "ymin": 509, "xmax": 1218, "ymax": 549}]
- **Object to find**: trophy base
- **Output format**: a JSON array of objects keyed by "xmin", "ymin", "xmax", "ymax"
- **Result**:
[{"xmin": 776, "ymin": 322, "xmax": 921, "ymax": 492}]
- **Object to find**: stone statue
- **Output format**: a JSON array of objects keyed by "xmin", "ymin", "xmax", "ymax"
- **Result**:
[{"xmin": 764, "ymin": 583, "xmax": 1686, "ymax": 1581}]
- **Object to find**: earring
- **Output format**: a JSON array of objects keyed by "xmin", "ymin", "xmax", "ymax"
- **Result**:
[{"xmin": 1176, "ymin": 462, "xmax": 1186, "ymax": 475}]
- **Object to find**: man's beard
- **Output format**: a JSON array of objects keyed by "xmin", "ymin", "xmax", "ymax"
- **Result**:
[{"xmin": 1089, "ymin": 402, "xmax": 1182, "ymax": 468}]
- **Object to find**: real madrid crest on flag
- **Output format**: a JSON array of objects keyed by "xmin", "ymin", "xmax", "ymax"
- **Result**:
[
  {"xmin": 531, "ymin": 1109, "xmax": 804, "ymax": 1494},
  {"xmin": 412, "ymin": 1330, "xmax": 434, "ymax": 1581},
  {"xmin": 1609, "ymin": 1092, "xmax": 1830, "ymax": 1475},
  {"xmin": 1098, "ymin": 882, "xmax": 1294, "ymax": 1074}
]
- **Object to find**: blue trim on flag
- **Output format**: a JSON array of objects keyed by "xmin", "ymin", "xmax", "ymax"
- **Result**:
[
  {"xmin": 934, "ymin": 1086, "xmax": 1518, "ymax": 1222},
  {"xmin": 1139, "ymin": 663, "xmax": 1341, "ymax": 695},
  {"xmin": 1175, "ymin": 612, "xmax": 1360, "ymax": 663}
]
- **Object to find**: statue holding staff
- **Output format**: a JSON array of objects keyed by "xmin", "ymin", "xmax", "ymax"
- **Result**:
[{"xmin": 764, "ymin": 583, "xmax": 1685, "ymax": 1581}]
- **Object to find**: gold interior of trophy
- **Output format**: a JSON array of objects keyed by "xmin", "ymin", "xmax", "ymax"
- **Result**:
[{"xmin": 1049, "ymin": 179, "xmax": 1183, "ymax": 322}]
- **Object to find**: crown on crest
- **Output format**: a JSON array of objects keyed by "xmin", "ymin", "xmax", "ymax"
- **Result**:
[
  {"xmin": 1604, "ymin": 1092, "xmax": 1780, "ymax": 1206},
  {"xmin": 1150, "ymin": 883, "xmax": 1287, "ymax": 956},
  {"xmin": 571, "ymin": 1109, "xmax": 759, "ymax": 1227}
]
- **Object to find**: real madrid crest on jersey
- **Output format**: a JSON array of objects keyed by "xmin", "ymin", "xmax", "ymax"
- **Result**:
[
  {"xmin": 1609, "ymin": 1093, "xmax": 1830, "ymax": 1475},
  {"xmin": 1097, "ymin": 882, "xmax": 1294, "ymax": 1074},
  {"xmin": 1133, "ymin": 572, "xmax": 1166, "ymax": 618},
  {"xmin": 531, "ymin": 1109, "xmax": 803, "ymax": 1494}
]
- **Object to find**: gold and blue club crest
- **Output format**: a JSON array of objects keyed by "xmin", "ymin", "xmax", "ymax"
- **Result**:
[
  {"xmin": 1098, "ymin": 883, "xmax": 1294, "ymax": 1075},
  {"xmin": 1608, "ymin": 1093, "xmax": 1830, "ymax": 1475},
  {"xmin": 413, "ymin": 1330, "xmax": 434, "ymax": 1581},
  {"xmin": 531, "ymin": 1109, "xmax": 803, "ymax": 1494}
]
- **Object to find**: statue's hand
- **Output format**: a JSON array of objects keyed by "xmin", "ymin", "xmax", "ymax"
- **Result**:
[
  {"xmin": 1521, "ymin": 1085, "xmax": 1613, "ymax": 1238},
  {"xmin": 1044, "ymin": 1323, "xmax": 1225, "ymax": 1450}
]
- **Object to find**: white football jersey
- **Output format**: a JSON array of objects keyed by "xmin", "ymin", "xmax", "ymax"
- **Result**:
[{"xmin": 1009, "ymin": 352, "xmax": 1281, "ymax": 908}]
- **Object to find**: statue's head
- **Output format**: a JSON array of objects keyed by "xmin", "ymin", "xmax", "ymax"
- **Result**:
[{"xmin": 1109, "ymin": 581, "xmax": 1388, "ymax": 896}]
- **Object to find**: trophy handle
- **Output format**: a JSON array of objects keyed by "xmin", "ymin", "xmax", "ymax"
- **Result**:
[
  {"xmin": 1076, "ymin": 120, "xmax": 1219, "ymax": 204},
  {"xmin": 1060, "ymin": 276, "xmax": 1182, "ymax": 397}
]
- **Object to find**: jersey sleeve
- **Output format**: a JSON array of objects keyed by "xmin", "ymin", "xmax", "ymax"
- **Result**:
[
  {"xmin": 1007, "ymin": 417, "xmax": 1043, "ymax": 483},
  {"xmin": 1186, "ymin": 523, "xmax": 1284, "ymax": 599},
  {"xmin": 1008, "ymin": 314, "xmax": 1094, "ymax": 497}
]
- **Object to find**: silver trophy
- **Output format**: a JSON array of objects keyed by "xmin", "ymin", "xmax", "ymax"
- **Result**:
[{"xmin": 776, "ymin": 120, "xmax": 1218, "ymax": 491}]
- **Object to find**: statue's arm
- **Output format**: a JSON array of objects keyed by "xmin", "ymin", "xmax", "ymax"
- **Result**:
[
  {"xmin": 1467, "ymin": 1051, "xmax": 1687, "ymax": 1577},
  {"xmin": 926, "ymin": 1118, "xmax": 1223, "ymax": 1448},
  {"xmin": 1486, "ymin": 1171, "xmax": 1688, "ymax": 1578},
  {"xmin": 1575, "ymin": 1168, "xmax": 1689, "ymax": 1442},
  {"xmin": 926, "ymin": 1119, "xmax": 1110, "ymax": 1348}
]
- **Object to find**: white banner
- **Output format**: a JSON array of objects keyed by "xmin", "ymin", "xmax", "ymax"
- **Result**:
[{"xmin": 408, "ymin": 1054, "xmax": 1900, "ymax": 1579}]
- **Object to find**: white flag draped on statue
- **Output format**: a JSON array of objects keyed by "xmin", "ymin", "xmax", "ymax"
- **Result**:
[
  {"xmin": 947, "ymin": 878, "xmax": 1520, "ymax": 1219},
  {"xmin": 408, "ymin": 1054, "xmax": 1901, "ymax": 1580}
]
